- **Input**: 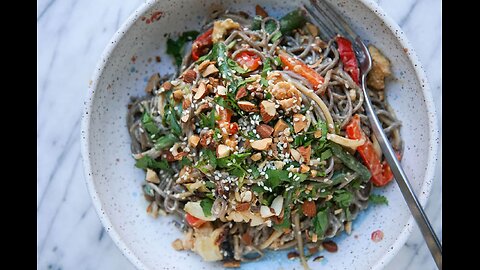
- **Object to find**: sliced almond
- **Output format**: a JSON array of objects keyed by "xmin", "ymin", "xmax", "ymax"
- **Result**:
[
  {"xmin": 173, "ymin": 89, "xmax": 184, "ymax": 102},
  {"xmin": 290, "ymin": 148, "xmax": 303, "ymax": 163},
  {"xmin": 235, "ymin": 202, "xmax": 250, "ymax": 212},
  {"xmin": 256, "ymin": 124, "xmax": 274, "ymax": 138},
  {"xmin": 194, "ymin": 82, "xmax": 208, "ymax": 100},
  {"xmin": 182, "ymin": 97, "xmax": 191, "ymax": 109},
  {"xmin": 181, "ymin": 112, "xmax": 190, "ymax": 123},
  {"xmin": 273, "ymin": 119, "xmax": 289, "ymax": 136},
  {"xmin": 238, "ymin": 101, "xmax": 258, "ymax": 112},
  {"xmin": 189, "ymin": 135, "xmax": 200, "ymax": 148},
  {"xmin": 194, "ymin": 103, "xmax": 210, "ymax": 115},
  {"xmin": 300, "ymin": 164, "xmax": 310, "ymax": 173},
  {"xmin": 223, "ymin": 261, "xmax": 241, "ymax": 268},
  {"xmin": 240, "ymin": 190, "xmax": 253, "ymax": 202},
  {"xmin": 172, "ymin": 239, "xmax": 184, "ymax": 251},
  {"xmin": 162, "ymin": 81, "xmax": 172, "ymax": 91},
  {"xmin": 146, "ymin": 168, "xmax": 160, "ymax": 184},
  {"xmin": 198, "ymin": 60, "xmax": 212, "ymax": 72},
  {"xmin": 251, "ymin": 138, "xmax": 272, "ymax": 151},
  {"xmin": 310, "ymin": 170, "xmax": 318, "ymax": 177},
  {"xmin": 216, "ymin": 85, "xmax": 227, "ymax": 96},
  {"xmin": 235, "ymin": 86, "xmax": 247, "ymax": 100},
  {"xmin": 297, "ymin": 145, "xmax": 311, "ymax": 164},
  {"xmin": 260, "ymin": 205, "xmax": 274, "ymax": 218},
  {"xmin": 345, "ymin": 221, "xmax": 352, "ymax": 235},
  {"xmin": 314, "ymin": 130, "xmax": 322, "ymax": 138},
  {"xmin": 293, "ymin": 113, "xmax": 308, "ymax": 133},
  {"xmin": 183, "ymin": 70, "xmax": 197, "ymax": 83},
  {"xmin": 184, "ymin": 201, "xmax": 216, "ymax": 221},
  {"xmin": 202, "ymin": 64, "xmax": 219, "ymax": 77},
  {"xmin": 322, "ymin": 241, "xmax": 338, "ymax": 253},
  {"xmin": 216, "ymin": 144, "xmax": 231, "ymax": 158},
  {"xmin": 260, "ymin": 100, "xmax": 276, "ymax": 123},
  {"xmin": 274, "ymin": 161, "xmax": 285, "ymax": 170},
  {"xmin": 250, "ymin": 152, "xmax": 262, "ymax": 161},
  {"xmin": 271, "ymin": 195, "xmax": 284, "ymax": 216}
]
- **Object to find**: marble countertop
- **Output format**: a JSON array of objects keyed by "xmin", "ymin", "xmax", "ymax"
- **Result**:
[{"xmin": 37, "ymin": 0, "xmax": 441, "ymax": 269}]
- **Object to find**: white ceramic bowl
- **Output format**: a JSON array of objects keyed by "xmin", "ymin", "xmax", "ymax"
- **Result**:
[{"xmin": 81, "ymin": 0, "xmax": 438, "ymax": 269}]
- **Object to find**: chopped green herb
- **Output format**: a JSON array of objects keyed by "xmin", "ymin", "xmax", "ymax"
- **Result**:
[
  {"xmin": 260, "ymin": 58, "xmax": 273, "ymax": 87},
  {"xmin": 205, "ymin": 181, "xmax": 216, "ymax": 189},
  {"xmin": 227, "ymin": 58, "xmax": 249, "ymax": 74},
  {"xmin": 200, "ymin": 198, "xmax": 214, "ymax": 217},
  {"xmin": 166, "ymin": 31, "xmax": 199, "ymax": 67},
  {"xmin": 369, "ymin": 194, "xmax": 389, "ymax": 205},
  {"xmin": 264, "ymin": 169, "xmax": 290, "ymax": 188},
  {"xmin": 204, "ymin": 149, "xmax": 217, "ymax": 169},
  {"xmin": 252, "ymin": 184, "xmax": 264, "ymax": 194},
  {"xmin": 312, "ymin": 208, "xmax": 329, "ymax": 236},
  {"xmin": 154, "ymin": 134, "xmax": 178, "ymax": 150},
  {"xmin": 141, "ymin": 111, "xmax": 160, "ymax": 135},
  {"xmin": 333, "ymin": 189, "xmax": 354, "ymax": 208},
  {"xmin": 180, "ymin": 157, "xmax": 192, "ymax": 166},
  {"xmin": 166, "ymin": 106, "xmax": 182, "ymax": 136},
  {"xmin": 251, "ymin": 15, "xmax": 263, "ymax": 30},
  {"xmin": 199, "ymin": 109, "xmax": 216, "ymax": 129},
  {"xmin": 135, "ymin": 156, "xmax": 170, "ymax": 171}
]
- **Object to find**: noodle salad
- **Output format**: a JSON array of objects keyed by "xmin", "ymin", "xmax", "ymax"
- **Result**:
[{"xmin": 127, "ymin": 5, "xmax": 401, "ymax": 269}]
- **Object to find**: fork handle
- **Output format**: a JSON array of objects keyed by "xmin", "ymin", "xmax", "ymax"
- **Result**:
[{"xmin": 360, "ymin": 75, "xmax": 442, "ymax": 269}]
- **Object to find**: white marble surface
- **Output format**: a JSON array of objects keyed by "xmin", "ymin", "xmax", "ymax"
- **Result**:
[{"xmin": 37, "ymin": 0, "xmax": 441, "ymax": 269}]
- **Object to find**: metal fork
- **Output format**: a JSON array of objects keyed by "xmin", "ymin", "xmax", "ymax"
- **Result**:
[{"xmin": 303, "ymin": 0, "xmax": 442, "ymax": 268}]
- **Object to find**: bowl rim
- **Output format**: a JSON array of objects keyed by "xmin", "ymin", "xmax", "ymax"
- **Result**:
[{"xmin": 80, "ymin": 0, "xmax": 439, "ymax": 269}]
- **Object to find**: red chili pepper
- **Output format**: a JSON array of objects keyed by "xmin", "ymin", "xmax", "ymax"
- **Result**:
[
  {"xmin": 346, "ymin": 115, "xmax": 393, "ymax": 186},
  {"xmin": 228, "ymin": 122, "xmax": 239, "ymax": 135},
  {"xmin": 336, "ymin": 36, "xmax": 360, "ymax": 85},
  {"xmin": 185, "ymin": 213, "xmax": 206, "ymax": 227},
  {"xmin": 279, "ymin": 51, "xmax": 324, "ymax": 92},
  {"xmin": 234, "ymin": 51, "xmax": 262, "ymax": 71},
  {"xmin": 191, "ymin": 28, "xmax": 213, "ymax": 61},
  {"xmin": 217, "ymin": 106, "xmax": 232, "ymax": 123}
]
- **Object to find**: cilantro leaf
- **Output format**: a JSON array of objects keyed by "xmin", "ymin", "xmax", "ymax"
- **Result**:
[
  {"xmin": 166, "ymin": 106, "xmax": 182, "ymax": 136},
  {"xmin": 227, "ymin": 58, "xmax": 249, "ymax": 74},
  {"xmin": 180, "ymin": 157, "xmax": 192, "ymax": 166},
  {"xmin": 199, "ymin": 109, "xmax": 216, "ymax": 129},
  {"xmin": 312, "ymin": 208, "xmax": 329, "ymax": 236},
  {"xmin": 135, "ymin": 156, "xmax": 170, "ymax": 171},
  {"xmin": 369, "ymin": 194, "xmax": 389, "ymax": 205},
  {"xmin": 205, "ymin": 181, "xmax": 216, "ymax": 189},
  {"xmin": 200, "ymin": 198, "xmax": 214, "ymax": 217},
  {"xmin": 204, "ymin": 149, "xmax": 217, "ymax": 169},
  {"xmin": 265, "ymin": 169, "xmax": 290, "ymax": 188},
  {"xmin": 333, "ymin": 190, "xmax": 354, "ymax": 208},
  {"xmin": 141, "ymin": 111, "xmax": 160, "ymax": 135}
]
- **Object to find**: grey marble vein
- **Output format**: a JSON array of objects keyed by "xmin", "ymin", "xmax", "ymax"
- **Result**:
[{"xmin": 37, "ymin": 0, "xmax": 441, "ymax": 269}]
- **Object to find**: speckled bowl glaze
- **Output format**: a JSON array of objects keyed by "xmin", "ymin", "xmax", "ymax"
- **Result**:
[{"xmin": 81, "ymin": 0, "xmax": 438, "ymax": 269}]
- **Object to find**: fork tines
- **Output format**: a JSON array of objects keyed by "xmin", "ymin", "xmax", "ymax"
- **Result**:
[{"xmin": 303, "ymin": 0, "xmax": 359, "ymax": 43}]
